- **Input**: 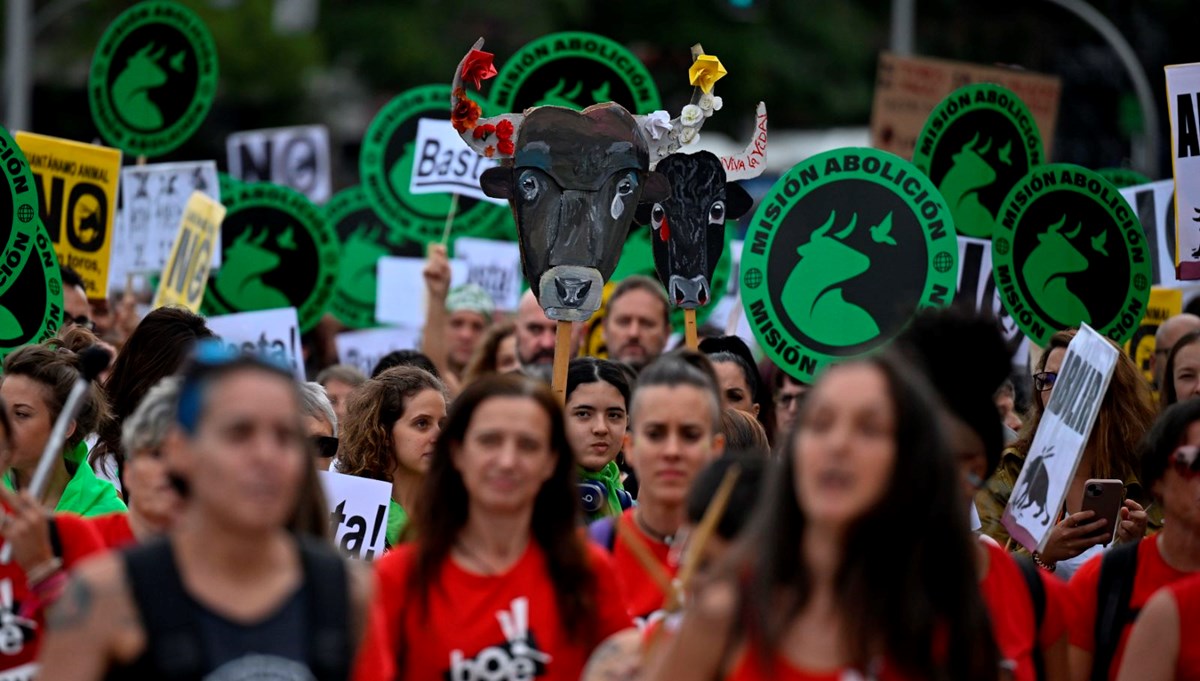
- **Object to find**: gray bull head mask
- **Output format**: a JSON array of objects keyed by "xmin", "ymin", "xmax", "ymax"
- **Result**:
[{"xmin": 452, "ymin": 38, "xmax": 719, "ymax": 321}]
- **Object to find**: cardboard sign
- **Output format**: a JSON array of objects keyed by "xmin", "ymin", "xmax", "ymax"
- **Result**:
[
  {"xmin": 955, "ymin": 236, "xmax": 1030, "ymax": 361},
  {"xmin": 870, "ymin": 53, "xmax": 1061, "ymax": 161},
  {"xmin": 1003, "ymin": 324, "xmax": 1118, "ymax": 551},
  {"xmin": 153, "ymin": 192, "xmax": 225, "ymax": 312},
  {"xmin": 318, "ymin": 471, "xmax": 391, "ymax": 561},
  {"xmin": 0, "ymin": 222, "xmax": 64, "ymax": 361},
  {"xmin": 1119, "ymin": 180, "xmax": 1181, "ymax": 287},
  {"xmin": 0, "ymin": 126, "xmax": 41, "ymax": 298},
  {"xmin": 15, "ymin": 132, "xmax": 121, "ymax": 299},
  {"xmin": 993, "ymin": 164, "xmax": 1151, "ymax": 346},
  {"xmin": 375, "ymin": 256, "xmax": 468, "ymax": 328},
  {"xmin": 1125, "ymin": 287, "xmax": 1183, "ymax": 385},
  {"xmin": 226, "ymin": 125, "xmax": 332, "ymax": 204},
  {"xmin": 205, "ymin": 307, "xmax": 305, "ymax": 382},
  {"xmin": 740, "ymin": 147, "xmax": 958, "ymax": 382},
  {"xmin": 88, "ymin": 1, "xmax": 218, "ymax": 157},
  {"xmin": 112, "ymin": 161, "xmax": 220, "ymax": 285},
  {"xmin": 453, "ymin": 236, "xmax": 523, "ymax": 312},
  {"xmin": 1166, "ymin": 63, "xmax": 1200, "ymax": 280},
  {"xmin": 335, "ymin": 326, "xmax": 422, "ymax": 377},
  {"xmin": 408, "ymin": 118, "xmax": 503, "ymax": 205}
]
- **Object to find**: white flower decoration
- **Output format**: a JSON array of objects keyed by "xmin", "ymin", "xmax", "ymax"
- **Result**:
[
  {"xmin": 699, "ymin": 93, "xmax": 724, "ymax": 115},
  {"xmin": 642, "ymin": 111, "xmax": 672, "ymax": 141},
  {"xmin": 680, "ymin": 104, "xmax": 704, "ymax": 127},
  {"xmin": 680, "ymin": 127, "xmax": 699, "ymax": 145}
]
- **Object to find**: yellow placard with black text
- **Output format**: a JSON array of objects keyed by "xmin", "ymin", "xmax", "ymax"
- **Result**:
[
  {"xmin": 1125, "ymin": 287, "xmax": 1183, "ymax": 387},
  {"xmin": 153, "ymin": 192, "xmax": 225, "ymax": 312},
  {"xmin": 14, "ymin": 132, "xmax": 121, "ymax": 299}
]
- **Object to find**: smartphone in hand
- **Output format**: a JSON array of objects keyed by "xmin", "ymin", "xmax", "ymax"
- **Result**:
[{"xmin": 1080, "ymin": 479, "xmax": 1125, "ymax": 546}]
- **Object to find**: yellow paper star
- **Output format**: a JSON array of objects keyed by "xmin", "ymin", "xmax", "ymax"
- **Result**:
[{"xmin": 688, "ymin": 55, "xmax": 727, "ymax": 94}]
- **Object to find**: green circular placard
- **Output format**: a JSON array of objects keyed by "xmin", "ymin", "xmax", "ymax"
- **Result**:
[
  {"xmin": 0, "ymin": 127, "xmax": 40, "ymax": 298},
  {"xmin": 741, "ymin": 148, "xmax": 959, "ymax": 382},
  {"xmin": 913, "ymin": 83, "xmax": 1044, "ymax": 240},
  {"xmin": 88, "ymin": 1, "xmax": 218, "ymax": 157},
  {"xmin": 325, "ymin": 186, "xmax": 424, "ymax": 329},
  {"xmin": 1097, "ymin": 167, "xmax": 1153, "ymax": 189},
  {"xmin": 203, "ymin": 183, "xmax": 338, "ymax": 332},
  {"xmin": 0, "ymin": 221, "xmax": 64, "ymax": 362},
  {"xmin": 360, "ymin": 84, "xmax": 510, "ymax": 243},
  {"xmin": 992, "ymin": 164, "xmax": 1150, "ymax": 346},
  {"xmin": 489, "ymin": 32, "xmax": 662, "ymax": 114}
]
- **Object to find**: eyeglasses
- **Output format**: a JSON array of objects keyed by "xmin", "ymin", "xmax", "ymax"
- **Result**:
[
  {"xmin": 65, "ymin": 314, "xmax": 95, "ymax": 331},
  {"xmin": 311, "ymin": 436, "xmax": 338, "ymax": 459},
  {"xmin": 1033, "ymin": 371, "xmax": 1058, "ymax": 392},
  {"xmin": 1171, "ymin": 445, "xmax": 1200, "ymax": 479}
]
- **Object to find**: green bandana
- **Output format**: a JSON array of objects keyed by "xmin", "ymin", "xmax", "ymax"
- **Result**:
[
  {"xmin": 446, "ymin": 283, "xmax": 494, "ymax": 319},
  {"xmin": 578, "ymin": 461, "xmax": 627, "ymax": 522},
  {"xmin": 387, "ymin": 498, "xmax": 409, "ymax": 547}
]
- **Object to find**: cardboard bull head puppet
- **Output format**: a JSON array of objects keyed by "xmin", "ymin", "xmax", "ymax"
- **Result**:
[
  {"xmin": 451, "ymin": 39, "xmax": 723, "ymax": 321},
  {"xmin": 640, "ymin": 102, "xmax": 768, "ymax": 308}
]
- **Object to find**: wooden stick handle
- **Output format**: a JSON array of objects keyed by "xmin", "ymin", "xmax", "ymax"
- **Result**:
[
  {"xmin": 135, "ymin": 154, "xmax": 147, "ymax": 166},
  {"xmin": 551, "ymin": 320, "xmax": 572, "ymax": 404},
  {"xmin": 668, "ymin": 465, "xmax": 741, "ymax": 611},
  {"xmin": 684, "ymin": 308, "xmax": 699, "ymax": 349}
]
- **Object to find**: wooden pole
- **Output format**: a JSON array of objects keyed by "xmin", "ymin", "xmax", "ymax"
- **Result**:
[
  {"xmin": 440, "ymin": 193, "xmax": 459, "ymax": 245},
  {"xmin": 551, "ymin": 320, "xmax": 572, "ymax": 404},
  {"xmin": 135, "ymin": 154, "xmax": 146, "ymax": 166},
  {"xmin": 684, "ymin": 308, "xmax": 699, "ymax": 349}
]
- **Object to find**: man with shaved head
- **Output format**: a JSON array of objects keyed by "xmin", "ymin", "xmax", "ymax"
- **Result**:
[{"xmin": 1153, "ymin": 312, "xmax": 1200, "ymax": 390}]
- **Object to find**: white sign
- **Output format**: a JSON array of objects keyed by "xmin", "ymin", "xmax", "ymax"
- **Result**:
[
  {"xmin": 226, "ymin": 125, "xmax": 332, "ymax": 203},
  {"xmin": 1167, "ymin": 63, "xmax": 1200, "ymax": 280},
  {"xmin": 205, "ymin": 307, "xmax": 305, "ymax": 382},
  {"xmin": 408, "ymin": 118, "xmax": 503, "ymax": 205},
  {"xmin": 1120, "ymin": 180, "xmax": 1181, "ymax": 287},
  {"xmin": 111, "ymin": 161, "xmax": 220, "ymax": 287},
  {"xmin": 318, "ymin": 471, "xmax": 391, "ymax": 560},
  {"xmin": 1002, "ymin": 324, "xmax": 1119, "ymax": 552},
  {"xmin": 375, "ymin": 256, "xmax": 469, "ymax": 328},
  {"xmin": 335, "ymin": 326, "xmax": 422, "ymax": 377},
  {"xmin": 955, "ymin": 236, "xmax": 1031, "ymax": 363},
  {"xmin": 453, "ymin": 237, "xmax": 523, "ymax": 311}
]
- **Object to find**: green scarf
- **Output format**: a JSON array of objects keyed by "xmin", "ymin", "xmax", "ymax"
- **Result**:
[
  {"xmin": 578, "ymin": 461, "xmax": 627, "ymax": 522},
  {"xmin": 4, "ymin": 442, "xmax": 126, "ymax": 517},
  {"xmin": 387, "ymin": 498, "xmax": 408, "ymax": 547}
]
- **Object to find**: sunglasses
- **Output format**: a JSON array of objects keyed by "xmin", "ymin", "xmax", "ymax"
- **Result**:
[
  {"xmin": 1172, "ymin": 445, "xmax": 1200, "ymax": 479},
  {"xmin": 311, "ymin": 436, "xmax": 338, "ymax": 459},
  {"xmin": 1033, "ymin": 371, "xmax": 1058, "ymax": 392}
]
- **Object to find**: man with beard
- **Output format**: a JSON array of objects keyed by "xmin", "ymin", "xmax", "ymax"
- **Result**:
[
  {"xmin": 603, "ymin": 276, "xmax": 671, "ymax": 372},
  {"xmin": 515, "ymin": 290, "xmax": 585, "ymax": 379}
]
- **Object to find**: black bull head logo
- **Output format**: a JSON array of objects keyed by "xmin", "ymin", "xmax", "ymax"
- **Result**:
[{"xmin": 452, "ymin": 38, "xmax": 721, "ymax": 321}]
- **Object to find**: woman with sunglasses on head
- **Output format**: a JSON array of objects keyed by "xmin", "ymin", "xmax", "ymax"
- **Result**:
[
  {"xmin": 353, "ymin": 374, "xmax": 631, "ymax": 681},
  {"xmin": 336, "ymin": 366, "xmax": 447, "ymax": 547},
  {"xmin": 38, "ymin": 344, "xmax": 368, "ymax": 680},
  {"xmin": 977, "ymin": 328, "xmax": 1158, "ymax": 579},
  {"xmin": 1071, "ymin": 399, "xmax": 1200, "ymax": 681},
  {"xmin": 565, "ymin": 358, "xmax": 633, "ymax": 523}
]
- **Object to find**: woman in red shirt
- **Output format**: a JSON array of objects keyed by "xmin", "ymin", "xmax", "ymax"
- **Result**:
[
  {"xmin": 644, "ymin": 353, "xmax": 1001, "ymax": 681},
  {"xmin": 1118, "ymin": 572, "xmax": 1200, "ymax": 681},
  {"xmin": 353, "ymin": 374, "xmax": 632, "ymax": 681}
]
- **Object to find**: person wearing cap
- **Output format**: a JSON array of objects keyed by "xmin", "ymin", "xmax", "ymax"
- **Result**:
[{"xmin": 421, "ymin": 245, "xmax": 494, "ymax": 393}]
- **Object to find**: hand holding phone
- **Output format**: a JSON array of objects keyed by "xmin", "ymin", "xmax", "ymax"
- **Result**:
[{"xmin": 1080, "ymin": 479, "xmax": 1125, "ymax": 546}]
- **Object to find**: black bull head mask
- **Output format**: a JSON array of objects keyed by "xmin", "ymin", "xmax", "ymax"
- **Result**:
[{"xmin": 452, "ymin": 38, "xmax": 720, "ymax": 322}]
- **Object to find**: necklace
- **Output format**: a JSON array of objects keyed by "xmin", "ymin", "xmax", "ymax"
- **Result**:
[
  {"xmin": 634, "ymin": 508, "xmax": 675, "ymax": 546},
  {"xmin": 454, "ymin": 540, "xmax": 505, "ymax": 575}
]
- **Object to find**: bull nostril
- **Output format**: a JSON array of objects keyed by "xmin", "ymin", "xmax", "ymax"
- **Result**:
[{"xmin": 576, "ymin": 280, "xmax": 591, "ymax": 301}]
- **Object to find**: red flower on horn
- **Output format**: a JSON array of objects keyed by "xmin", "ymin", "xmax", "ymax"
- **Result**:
[
  {"xmin": 461, "ymin": 49, "xmax": 498, "ymax": 90},
  {"xmin": 473, "ymin": 123, "xmax": 496, "ymax": 140},
  {"xmin": 484, "ymin": 146, "xmax": 496, "ymax": 158},
  {"xmin": 496, "ymin": 119, "xmax": 514, "ymax": 140},
  {"xmin": 451, "ymin": 88, "xmax": 482, "ymax": 133},
  {"xmin": 497, "ymin": 139, "xmax": 515, "ymax": 155}
]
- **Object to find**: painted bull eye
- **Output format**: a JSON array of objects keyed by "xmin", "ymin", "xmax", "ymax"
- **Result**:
[
  {"xmin": 518, "ymin": 171, "xmax": 541, "ymax": 202},
  {"xmin": 610, "ymin": 172, "xmax": 639, "ymax": 220},
  {"xmin": 651, "ymin": 204, "xmax": 665, "ymax": 226},
  {"xmin": 617, "ymin": 176, "xmax": 635, "ymax": 196},
  {"xmin": 709, "ymin": 201, "xmax": 726, "ymax": 225}
]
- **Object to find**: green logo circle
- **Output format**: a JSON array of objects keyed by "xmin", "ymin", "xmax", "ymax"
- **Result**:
[
  {"xmin": 1097, "ymin": 167, "xmax": 1153, "ymax": 190},
  {"xmin": 992, "ymin": 163, "xmax": 1151, "ymax": 346},
  {"xmin": 0, "ymin": 127, "xmax": 40, "ymax": 298},
  {"xmin": 203, "ymin": 183, "xmax": 338, "ymax": 332},
  {"xmin": 913, "ymin": 83, "xmax": 1044, "ymax": 240},
  {"xmin": 325, "ymin": 186, "xmax": 425, "ymax": 329},
  {"xmin": 489, "ymin": 32, "xmax": 662, "ymax": 115},
  {"xmin": 0, "ymin": 221, "xmax": 64, "ymax": 361},
  {"xmin": 360, "ymin": 84, "xmax": 510, "ymax": 243},
  {"xmin": 741, "ymin": 147, "xmax": 958, "ymax": 382},
  {"xmin": 88, "ymin": 1, "xmax": 218, "ymax": 157}
]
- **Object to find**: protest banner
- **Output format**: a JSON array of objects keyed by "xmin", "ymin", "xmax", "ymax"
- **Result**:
[
  {"xmin": 112, "ymin": 161, "xmax": 220, "ymax": 287},
  {"xmin": 0, "ymin": 126, "xmax": 40, "ymax": 299},
  {"xmin": 0, "ymin": 221, "xmax": 64, "ymax": 362},
  {"xmin": 1125, "ymin": 287, "xmax": 1183, "ymax": 386},
  {"xmin": 1003, "ymin": 324, "xmax": 1119, "ymax": 551},
  {"xmin": 318, "ymin": 471, "xmax": 391, "ymax": 561},
  {"xmin": 15, "ymin": 132, "xmax": 121, "ymax": 299},
  {"xmin": 408, "ymin": 119, "xmax": 503, "ymax": 205},
  {"xmin": 375, "ymin": 256, "xmax": 468, "ymax": 329},
  {"xmin": 870, "ymin": 52, "xmax": 1060, "ymax": 161},
  {"xmin": 956, "ymin": 236, "xmax": 1030, "ymax": 362},
  {"xmin": 226, "ymin": 125, "xmax": 332, "ymax": 204},
  {"xmin": 452, "ymin": 237, "xmax": 523, "ymax": 312},
  {"xmin": 205, "ymin": 307, "xmax": 305, "ymax": 382},
  {"xmin": 1120, "ymin": 180, "xmax": 1181, "ymax": 288},
  {"xmin": 335, "ymin": 326, "xmax": 422, "ymax": 377},
  {"xmin": 153, "ymin": 192, "xmax": 226, "ymax": 312},
  {"xmin": 1166, "ymin": 63, "xmax": 1200, "ymax": 280}
]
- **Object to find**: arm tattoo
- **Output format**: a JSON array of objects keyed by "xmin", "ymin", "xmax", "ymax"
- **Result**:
[{"xmin": 46, "ymin": 575, "xmax": 94, "ymax": 630}]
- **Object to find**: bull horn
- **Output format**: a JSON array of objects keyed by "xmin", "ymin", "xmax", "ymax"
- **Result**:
[
  {"xmin": 638, "ymin": 43, "xmax": 721, "ymax": 170},
  {"xmin": 811, "ymin": 211, "xmax": 838, "ymax": 238},
  {"xmin": 977, "ymin": 137, "xmax": 993, "ymax": 155},
  {"xmin": 451, "ymin": 38, "xmax": 524, "ymax": 159},
  {"xmin": 834, "ymin": 214, "xmax": 858, "ymax": 240},
  {"xmin": 720, "ymin": 102, "xmax": 768, "ymax": 182},
  {"xmin": 1065, "ymin": 221, "xmax": 1082, "ymax": 239},
  {"xmin": 962, "ymin": 132, "xmax": 979, "ymax": 151},
  {"xmin": 1046, "ymin": 215, "xmax": 1067, "ymax": 233}
]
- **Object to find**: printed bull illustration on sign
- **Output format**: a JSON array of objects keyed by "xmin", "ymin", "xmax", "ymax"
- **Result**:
[
  {"xmin": 1022, "ymin": 215, "xmax": 1107, "ymax": 326},
  {"xmin": 452, "ymin": 38, "xmax": 723, "ymax": 321},
  {"xmin": 639, "ymin": 103, "xmax": 767, "ymax": 308},
  {"xmin": 937, "ymin": 133, "xmax": 1012, "ymax": 237},
  {"xmin": 1012, "ymin": 444, "xmax": 1057, "ymax": 526}
]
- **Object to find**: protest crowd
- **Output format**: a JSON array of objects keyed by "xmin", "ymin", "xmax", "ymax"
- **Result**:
[{"xmin": 2, "ymin": 3, "xmax": 1200, "ymax": 680}]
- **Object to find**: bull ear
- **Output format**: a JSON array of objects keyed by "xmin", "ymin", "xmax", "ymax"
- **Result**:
[
  {"xmin": 725, "ymin": 183, "xmax": 752, "ymax": 220},
  {"xmin": 479, "ymin": 167, "xmax": 513, "ymax": 199},
  {"xmin": 641, "ymin": 172, "xmax": 671, "ymax": 203}
]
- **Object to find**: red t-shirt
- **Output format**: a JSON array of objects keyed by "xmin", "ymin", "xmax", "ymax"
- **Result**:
[
  {"xmin": 0, "ymin": 512, "xmax": 106, "ymax": 677},
  {"xmin": 352, "ymin": 539, "xmax": 631, "ymax": 681},
  {"xmin": 87, "ymin": 512, "xmax": 136, "ymax": 549},
  {"xmin": 607, "ymin": 509, "xmax": 676, "ymax": 625},
  {"xmin": 1166, "ymin": 574, "xmax": 1200, "ymax": 681},
  {"xmin": 978, "ymin": 540, "xmax": 1069, "ymax": 681},
  {"xmin": 727, "ymin": 647, "xmax": 919, "ymax": 681},
  {"xmin": 1068, "ymin": 534, "xmax": 1195, "ymax": 681}
]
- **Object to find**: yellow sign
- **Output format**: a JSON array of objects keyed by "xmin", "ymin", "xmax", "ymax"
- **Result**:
[
  {"xmin": 153, "ymin": 192, "xmax": 225, "ymax": 312},
  {"xmin": 15, "ymin": 132, "xmax": 121, "ymax": 299},
  {"xmin": 1126, "ymin": 287, "xmax": 1183, "ymax": 385}
]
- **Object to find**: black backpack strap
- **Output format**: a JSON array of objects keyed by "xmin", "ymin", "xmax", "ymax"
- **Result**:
[
  {"xmin": 299, "ymin": 536, "xmax": 352, "ymax": 681},
  {"xmin": 1091, "ymin": 541, "xmax": 1141, "ymax": 681},
  {"xmin": 1015, "ymin": 556, "xmax": 1046, "ymax": 680},
  {"xmin": 48, "ymin": 517, "xmax": 63, "ymax": 558},
  {"xmin": 121, "ymin": 538, "xmax": 205, "ymax": 680}
]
